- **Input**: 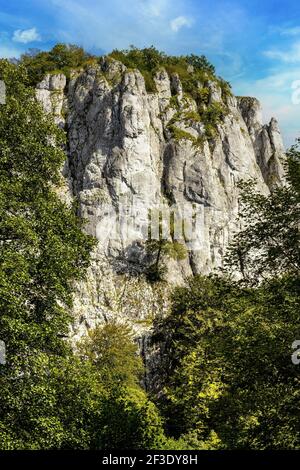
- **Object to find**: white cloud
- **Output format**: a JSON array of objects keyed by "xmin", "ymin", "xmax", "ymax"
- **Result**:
[
  {"xmin": 48, "ymin": 0, "xmax": 195, "ymax": 51},
  {"xmin": 12, "ymin": 27, "xmax": 41, "ymax": 44},
  {"xmin": 170, "ymin": 16, "xmax": 192, "ymax": 33},
  {"xmin": 264, "ymin": 41, "xmax": 300, "ymax": 63}
]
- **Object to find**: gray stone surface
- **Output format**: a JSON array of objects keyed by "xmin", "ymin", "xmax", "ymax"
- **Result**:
[{"xmin": 36, "ymin": 61, "xmax": 285, "ymax": 341}]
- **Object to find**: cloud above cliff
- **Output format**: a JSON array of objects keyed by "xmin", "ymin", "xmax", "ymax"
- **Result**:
[
  {"xmin": 13, "ymin": 27, "xmax": 41, "ymax": 44},
  {"xmin": 47, "ymin": 0, "xmax": 197, "ymax": 50},
  {"xmin": 170, "ymin": 16, "xmax": 193, "ymax": 33},
  {"xmin": 264, "ymin": 41, "xmax": 300, "ymax": 63},
  {"xmin": 140, "ymin": 0, "xmax": 169, "ymax": 17}
]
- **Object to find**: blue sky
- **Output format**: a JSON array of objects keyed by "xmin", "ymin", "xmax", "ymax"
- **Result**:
[{"xmin": 1, "ymin": 0, "xmax": 300, "ymax": 146}]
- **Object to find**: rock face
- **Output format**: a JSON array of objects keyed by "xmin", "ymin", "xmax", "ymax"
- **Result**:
[{"xmin": 36, "ymin": 59, "xmax": 285, "ymax": 340}]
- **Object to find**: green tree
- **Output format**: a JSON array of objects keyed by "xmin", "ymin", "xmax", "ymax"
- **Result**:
[
  {"xmin": 93, "ymin": 386, "xmax": 167, "ymax": 449},
  {"xmin": 78, "ymin": 322, "xmax": 143, "ymax": 388},
  {"xmin": 186, "ymin": 53, "xmax": 215, "ymax": 74},
  {"xmin": 20, "ymin": 44, "xmax": 95, "ymax": 85},
  {"xmin": 146, "ymin": 239, "xmax": 187, "ymax": 282},
  {"xmin": 78, "ymin": 322, "xmax": 171, "ymax": 449},
  {"xmin": 0, "ymin": 349, "xmax": 169, "ymax": 450},
  {"xmin": 225, "ymin": 145, "xmax": 300, "ymax": 282},
  {"xmin": 0, "ymin": 59, "xmax": 95, "ymax": 358},
  {"xmin": 146, "ymin": 211, "xmax": 187, "ymax": 282},
  {"xmin": 109, "ymin": 46, "xmax": 218, "ymax": 94},
  {"xmin": 0, "ymin": 59, "xmax": 94, "ymax": 448},
  {"xmin": 154, "ymin": 274, "xmax": 300, "ymax": 449},
  {"xmin": 0, "ymin": 353, "xmax": 105, "ymax": 449}
]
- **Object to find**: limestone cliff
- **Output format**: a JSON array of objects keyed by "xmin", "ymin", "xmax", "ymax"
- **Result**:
[{"xmin": 36, "ymin": 58, "xmax": 285, "ymax": 340}]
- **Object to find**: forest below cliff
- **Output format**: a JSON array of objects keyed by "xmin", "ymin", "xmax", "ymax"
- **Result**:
[{"xmin": 0, "ymin": 45, "xmax": 299, "ymax": 450}]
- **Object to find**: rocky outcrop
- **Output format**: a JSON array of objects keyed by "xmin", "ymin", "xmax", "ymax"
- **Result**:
[
  {"xmin": 36, "ymin": 73, "xmax": 66, "ymax": 127},
  {"xmin": 237, "ymin": 97, "xmax": 285, "ymax": 188},
  {"xmin": 36, "ymin": 59, "xmax": 285, "ymax": 340}
]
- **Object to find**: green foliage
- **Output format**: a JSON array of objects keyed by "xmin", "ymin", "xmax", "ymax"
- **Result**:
[
  {"xmin": 168, "ymin": 95, "xmax": 180, "ymax": 110},
  {"xmin": 199, "ymin": 102, "xmax": 227, "ymax": 139},
  {"xmin": 218, "ymin": 78, "xmax": 232, "ymax": 101},
  {"xmin": 109, "ymin": 45, "xmax": 217, "ymax": 94},
  {"xmin": 202, "ymin": 102, "xmax": 226, "ymax": 125},
  {"xmin": 166, "ymin": 110, "xmax": 205, "ymax": 146},
  {"xmin": 225, "ymin": 147, "xmax": 300, "ymax": 282},
  {"xmin": 109, "ymin": 46, "xmax": 215, "ymax": 76},
  {"xmin": 78, "ymin": 322, "xmax": 143, "ymax": 388},
  {"xmin": 286, "ymin": 138, "xmax": 300, "ymax": 193},
  {"xmin": 0, "ymin": 59, "xmax": 96, "ymax": 448},
  {"xmin": 183, "ymin": 110, "xmax": 201, "ymax": 122},
  {"xmin": 186, "ymin": 54, "xmax": 216, "ymax": 74},
  {"xmin": 77, "ymin": 322, "xmax": 169, "ymax": 449},
  {"xmin": 153, "ymin": 274, "xmax": 300, "ymax": 449},
  {"xmin": 0, "ymin": 60, "xmax": 95, "ymax": 358},
  {"xmin": 109, "ymin": 46, "xmax": 164, "ymax": 72},
  {"xmin": 167, "ymin": 124, "xmax": 198, "ymax": 144},
  {"xmin": 20, "ymin": 43, "xmax": 218, "ymax": 95},
  {"xmin": 94, "ymin": 387, "xmax": 167, "ymax": 450},
  {"xmin": 0, "ymin": 350, "xmax": 168, "ymax": 450},
  {"xmin": 0, "ymin": 353, "xmax": 103, "ymax": 449},
  {"xmin": 166, "ymin": 93, "xmax": 227, "ymax": 145},
  {"xmin": 19, "ymin": 43, "xmax": 229, "ymax": 140},
  {"xmin": 20, "ymin": 44, "xmax": 95, "ymax": 85},
  {"xmin": 146, "ymin": 212, "xmax": 188, "ymax": 283},
  {"xmin": 109, "ymin": 46, "xmax": 163, "ymax": 92}
]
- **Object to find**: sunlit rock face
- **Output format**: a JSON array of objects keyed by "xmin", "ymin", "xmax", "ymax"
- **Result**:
[{"xmin": 37, "ymin": 59, "xmax": 285, "ymax": 339}]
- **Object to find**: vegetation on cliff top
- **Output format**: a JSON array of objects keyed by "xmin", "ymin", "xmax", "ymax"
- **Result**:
[
  {"xmin": 19, "ymin": 43, "xmax": 231, "ymax": 142},
  {"xmin": 20, "ymin": 44, "xmax": 96, "ymax": 85},
  {"xmin": 19, "ymin": 43, "xmax": 231, "ymax": 98},
  {"xmin": 109, "ymin": 45, "xmax": 216, "ymax": 92}
]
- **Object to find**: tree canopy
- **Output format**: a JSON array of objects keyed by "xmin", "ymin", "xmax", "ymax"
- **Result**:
[{"xmin": 20, "ymin": 44, "xmax": 95, "ymax": 85}]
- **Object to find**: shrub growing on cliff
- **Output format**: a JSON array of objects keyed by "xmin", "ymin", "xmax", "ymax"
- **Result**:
[
  {"xmin": 109, "ymin": 45, "xmax": 217, "ymax": 94},
  {"xmin": 20, "ymin": 44, "xmax": 95, "ymax": 85},
  {"xmin": 146, "ymin": 211, "xmax": 187, "ymax": 282}
]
